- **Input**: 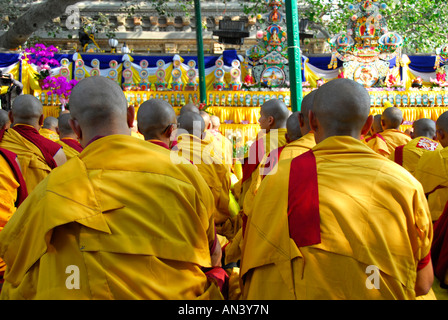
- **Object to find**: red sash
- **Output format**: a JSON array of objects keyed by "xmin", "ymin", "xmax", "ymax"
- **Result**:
[
  {"xmin": 241, "ymin": 137, "xmax": 265, "ymax": 183},
  {"xmin": 432, "ymin": 201, "xmax": 448, "ymax": 283},
  {"xmin": 288, "ymin": 150, "xmax": 321, "ymax": 247},
  {"xmin": 148, "ymin": 139, "xmax": 170, "ymax": 150},
  {"xmin": 260, "ymin": 145, "xmax": 286, "ymax": 180},
  {"xmin": 11, "ymin": 125, "xmax": 61, "ymax": 169},
  {"xmin": 0, "ymin": 148, "xmax": 28, "ymax": 207},
  {"xmin": 60, "ymin": 138, "xmax": 83, "ymax": 153},
  {"xmin": 394, "ymin": 145, "xmax": 404, "ymax": 166}
]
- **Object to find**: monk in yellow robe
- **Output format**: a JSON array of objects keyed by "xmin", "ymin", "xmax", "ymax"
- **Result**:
[
  {"xmin": 367, "ymin": 107, "xmax": 411, "ymax": 157},
  {"xmin": 241, "ymin": 79, "xmax": 433, "ymax": 300},
  {"xmin": 390, "ymin": 118, "xmax": 441, "ymax": 176},
  {"xmin": 0, "ymin": 148, "xmax": 27, "ymax": 292},
  {"xmin": 0, "ymin": 95, "xmax": 66, "ymax": 192},
  {"xmin": 39, "ymin": 116, "xmax": 59, "ymax": 141},
  {"xmin": 415, "ymin": 111, "xmax": 448, "ymax": 222},
  {"xmin": 137, "ymin": 98, "xmax": 179, "ymax": 150},
  {"xmin": 0, "ymin": 77, "xmax": 224, "ymax": 300},
  {"xmin": 55, "ymin": 113, "xmax": 83, "ymax": 160},
  {"xmin": 175, "ymin": 112, "xmax": 232, "ymax": 237},
  {"xmin": 238, "ymin": 99, "xmax": 289, "ymax": 212}
]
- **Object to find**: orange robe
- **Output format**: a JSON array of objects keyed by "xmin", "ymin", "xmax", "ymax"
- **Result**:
[
  {"xmin": 390, "ymin": 137, "xmax": 441, "ymax": 176},
  {"xmin": 0, "ymin": 124, "xmax": 62, "ymax": 192},
  {"xmin": 367, "ymin": 129, "xmax": 411, "ymax": 157},
  {"xmin": 415, "ymin": 147, "xmax": 448, "ymax": 221},
  {"xmin": 0, "ymin": 135, "xmax": 223, "ymax": 300},
  {"xmin": 241, "ymin": 136, "xmax": 432, "ymax": 299}
]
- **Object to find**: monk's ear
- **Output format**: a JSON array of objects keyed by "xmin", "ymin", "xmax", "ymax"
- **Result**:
[
  {"xmin": 69, "ymin": 118, "xmax": 82, "ymax": 140},
  {"xmin": 126, "ymin": 105, "xmax": 135, "ymax": 129},
  {"xmin": 38, "ymin": 114, "xmax": 44, "ymax": 127},
  {"xmin": 309, "ymin": 110, "xmax": 318, "ymax": 132},
  {"xmin": 361, "ymin": 115, "xmax": 374, "ymax": 137},
  {"xmin": 298, "ymin": 112, "xmax": 305, "ymax": 128}
]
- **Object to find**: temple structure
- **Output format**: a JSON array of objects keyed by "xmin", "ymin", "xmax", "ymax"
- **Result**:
[{"xmin": 3, "ymin": 0, "xmax": 329, "ymax": 55}]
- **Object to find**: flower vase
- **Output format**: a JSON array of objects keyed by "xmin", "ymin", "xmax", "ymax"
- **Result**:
[{"xmin": 38, "ymin": 79, "xmax": 46, "ymax": 90}]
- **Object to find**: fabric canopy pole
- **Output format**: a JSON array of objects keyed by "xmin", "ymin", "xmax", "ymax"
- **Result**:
[
  {"xmin": 194, "ymin": 0, "xmax": 207, "ymax": 104},
  {"xmin": 285, "ymin": 0, "xmax": 303, "ymax": 112}
]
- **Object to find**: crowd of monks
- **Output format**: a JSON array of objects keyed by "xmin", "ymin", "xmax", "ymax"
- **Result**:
[{"xmin": 0, "ymin": 76, "xmax": 447, "ymax": 300}]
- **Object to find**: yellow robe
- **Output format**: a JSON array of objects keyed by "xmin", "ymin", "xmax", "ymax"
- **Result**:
[
  {"xmin": 0, "ymin": 128, "xmax": 53, "ymax": 193},
  {"xmin": 39, "ymin": 128, "xmax": 59, "ymax": 142},
  {"xmin": 279, "ymin": 132, "xmax": 316, "ymax": 161},
  {"xmin": 239, "ymin": 128, "xmax": 288, "ymax": 211},
  {"xmin": 368, "ymin": 129, "xmax": 411, "ymax": 157},
  {"xmin": 414, "ymin": 147, "xmax": 448, "ymax": 222},
  {"xmin": 0, "ymin": 135, "xmax": 222, "ymax": 300},
  {"xmin": 176, "ymin": 134, "xmax": 232, "ymax": 230},
  {"xmin": 56, "ymin": 139, "xmax": 81, "ymax": 160},
  {"xmin": 389, "ymin": 137, "xmax": 442, "ymax": 176},
  {"xmin": 0, "ymin": 155, "xmax": 19, "ymax": 279},
  {"xmin": 241, "ymin": 136, "xmax": 432, "ymax": 300}
]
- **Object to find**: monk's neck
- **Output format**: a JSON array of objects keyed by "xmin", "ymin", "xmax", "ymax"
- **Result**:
[{"xmin": 14, "ymin": 123, "xmax": 40, "ymax": 131}]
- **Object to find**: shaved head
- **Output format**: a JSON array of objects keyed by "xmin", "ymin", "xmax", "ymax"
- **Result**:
[
  {"xmin": 200, "ymin": 111, "xmax": 211, "ymax": 130},
  {"xmin": 43, "ymin": 116, "xmax": 58, "ymax": 131},
  {"xmin": 69, "ymin": 76, "xmax": 128, "ymax": 129},
  {"xmin": 180, "ymin": 103, "xmax": 199, "ymax": 116},
  {"xmin": 210, "ymin": 115, "xmax": 220, "ymax": 129},
  {"xmin": 0, "ymin": 109, "xmax": 10, "ymax": 129},
  {"xmin": 11, "ymin": 94, "xmax": 43, "ymax": 126},
  {"xmin": 259, "ymin": 99, "xmax": 289, "ymax": 130},
  {"xmin": 178, "ymin": 111, "xmax": 205, "ymax": 139},
  {"xmin": 68, "ymin": 76, "xmax": 133, "ymax": 146},
  {"xmin": 137, "ymin": 99, "xmax": 177, "ymax": 140},
  {"xmin": 286, "ymin": 111, "xmax": 302, "ymax": 142},
  {"xmin": 412, "ymin": 118, "xmax": 436, "ymax": 139},
  {"xmin": 312, "ymin": 78, "xmax": 371, "ymax": 142},
  {"xmin": 436, "ymin": 111, "xmax": 448, "ymax": 147},
  {"xmin": 57, "ymin": 112, "xmax": 76, "ymax": 137},
  {"xmin": 381, "ymin": 107, "xmax": 403, "ymax": 130},
  {"xmin": 371, "ymin": 114, "xmax": 383, "ymax": 135}
]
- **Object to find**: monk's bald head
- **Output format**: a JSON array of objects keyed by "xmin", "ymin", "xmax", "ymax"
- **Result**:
[
  {"xmin": 69, "ymin": 76, "xmax": 128, "ymax": 129},
  {"xmin": 381, "ymin": 107, "xmax": 403, "ymax": 130},
  {"xmin": 312, "ymin": 79, "xmax": 371, "ymax": 141},
  {"xmin": 0, "ymin": 109, "xmax": 10, "ymax": 130},
  {"xmin": 58, "ymin": 112, "xmax": 75, "ymax": 136},
  {"xmin": 286, "ymin": 111, "xmax": 302, "ymax": 142},
  {"xmin": 178, "ymin": 111, "xmax": 205, "ymax": 139},
  {"xmin": 200, "ymin": 111, "xmax": 211, "ymax": 130},
  {"xmin": 11, "ymin": 94, "xmax": 43, "ymax": 125},
  {"xmin": 43, "ymin": 116, "xmax": 58, "ymax": 131},
  {"xmin": 371, "ymin": 114, "xmax": 383, "ymax": 134},
  {"xmin": 412, "ymin": 118, "xmax": 436, "ymax": 139},
  {"xmin": 137, "ymin": 99, "xmax": 176, "ymax": 140},
  {"xmin": 436, "ymin": 111, "xmax": 448, "ymax": 147},
  {"xmin": 210, "ymin": 115, "xmax": 220, "ymax": 129},
  {"xmin": 180, "ymin": 103, "xmax": 199, "ymax": 116},
  {"xmin": 260, "ymin": 99, "xmax": 289, "ymax": 130}
]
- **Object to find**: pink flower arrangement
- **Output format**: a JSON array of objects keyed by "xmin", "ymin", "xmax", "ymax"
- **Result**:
[
  {"xmin": 42, "ymin": 76, "xmax": 79, "ymax": 108},
  {"xmin": 21, "ymin": 43, "xmax": 60, "ymax": 80}
]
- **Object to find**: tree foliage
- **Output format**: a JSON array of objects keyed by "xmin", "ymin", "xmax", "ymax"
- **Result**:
[{"xmin": 242, "ymin": 0, "xmax": 448, "ymax": 53}]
